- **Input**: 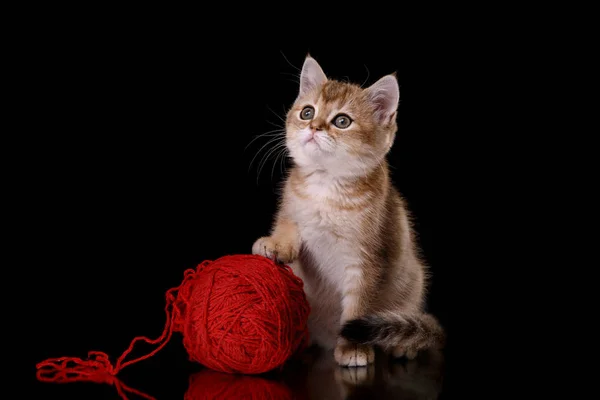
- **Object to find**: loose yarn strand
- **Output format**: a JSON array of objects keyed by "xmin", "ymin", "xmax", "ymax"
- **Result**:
[{"xmin": 35, "ymin": 266, "xmax": 200, "ymax": 382}]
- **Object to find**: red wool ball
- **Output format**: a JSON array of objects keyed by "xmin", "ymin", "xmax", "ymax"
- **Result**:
[
  {"xmin": 173, "ymin": 254, "xmax": 311, "ymax": 374},
  {"xmin": 36, "ymin": 254, "xmax": 311, "ymax": 391}
]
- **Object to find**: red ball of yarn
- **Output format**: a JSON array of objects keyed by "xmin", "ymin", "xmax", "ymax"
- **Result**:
[
  {"xmin": 36, "ymin": 254, "xmax": 311, "ymax": 391},
  {"xmin": 185, "ymin": 369, "xmax": 293, "ymax": 400},
  {"xmin": 173, "ymin": 254, "xmax": 311, "ymax": 374}
]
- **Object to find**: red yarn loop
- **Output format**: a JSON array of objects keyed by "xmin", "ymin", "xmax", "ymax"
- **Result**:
[{"xmin": 36, "ymin": 254, "xmax": 310, "ymax": 395}]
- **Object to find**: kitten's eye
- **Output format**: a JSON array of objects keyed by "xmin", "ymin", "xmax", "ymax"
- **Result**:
[
  {"xmin": 300, "ymin": 106, "xmax": 314, "ymax": 120},
  {"xmin": 333, "ymin": 114, "xmax": 352, "ymax": 129}
]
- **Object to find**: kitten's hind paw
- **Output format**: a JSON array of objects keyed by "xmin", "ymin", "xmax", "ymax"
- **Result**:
[{"xmin": 252, "ymin": 236, "xmax": 298, "ymax": 264}]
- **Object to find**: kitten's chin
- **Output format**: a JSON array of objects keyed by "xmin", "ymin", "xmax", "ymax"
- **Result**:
[
  {"xmin": 298, "ymin": 139, "xmax": 330, "ymax": 164},
  {"xmin": 288, "ymin": 143, "xmax": 321, "ymax": 169},
  {"xmin": 303, "ymin": 140, "xmax": 321, "ymax": 153}
]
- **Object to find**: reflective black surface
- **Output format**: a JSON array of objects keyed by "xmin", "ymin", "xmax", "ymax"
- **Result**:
[
  {"xmin": 31, "ymin": 345, "xmax": 445, "ymax": 399},
  {"xmin": 283, "ymin": 346, "xmax": 445, "ymax": 400}
]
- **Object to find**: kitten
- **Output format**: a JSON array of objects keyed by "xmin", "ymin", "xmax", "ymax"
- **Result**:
[{"xmin": 252, "ymin": 55, "xmax": 444, "ymax": 367}]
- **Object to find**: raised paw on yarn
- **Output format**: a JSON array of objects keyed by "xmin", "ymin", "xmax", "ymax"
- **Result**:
[{"xmin": 252, "ymin": 236, "xmax": 298, "ymax": 264}]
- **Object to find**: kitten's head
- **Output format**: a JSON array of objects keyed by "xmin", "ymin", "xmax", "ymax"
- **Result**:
[{"xmin": 286, "ymin": 55, "xmax": 399, "ymax": 176}]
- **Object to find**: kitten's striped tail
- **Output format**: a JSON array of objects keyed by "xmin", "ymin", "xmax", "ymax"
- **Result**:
[{"xmin": 340, "ymin": 312, "xmax": 445, "ymax": 351}]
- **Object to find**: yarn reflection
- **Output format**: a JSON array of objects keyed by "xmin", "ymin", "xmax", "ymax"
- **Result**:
[
  {"xmin": 184, "ymin": 369, "xmax": 294, "ymax": 399},
  {"xmin": 284, "ymin": 346, "xmax": 445, "ymax": 400}
]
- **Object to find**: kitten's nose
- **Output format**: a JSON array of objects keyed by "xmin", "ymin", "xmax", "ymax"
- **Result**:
[{"xmin": 309, "ymin": 123, "xmax": 323, "ymax": 133}]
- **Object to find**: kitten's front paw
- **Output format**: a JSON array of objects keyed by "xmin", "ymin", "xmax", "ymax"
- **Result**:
[
  {"xmin": 252, "ymin": 236, "xmax": 298, "ymax": 264},
  {"xmin": 334, "ymin": 339, "xmax": 375, "ymax": 367}
]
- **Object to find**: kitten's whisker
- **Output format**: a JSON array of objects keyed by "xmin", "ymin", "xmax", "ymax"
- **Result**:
[
  {"xmin": 244, "ymin": 129, "xmax": 285, "ymax": 151},
  {"xmin": 271, "ymin": 147, "xmax": 289, "ymax": 181},
  {"xmin": 366, "ymin": 148, "xmax": 388, "ymax": 175},
  {"xmin": 361, "ymin": 64, "xmax": 371, "ymax": 88},
  {"xmin": 255, "ymin": 138, "xmax": 285, "ymax": 171},
  {"xmin": 254, "ymin": 128, "xmax": 285, "ymax": 136},
  {"xmin": 248, "ymin": 135, "xmax": 285, "ymax": 173},
  {"xmin": 270, "ymin": 150, "xmax": 280, "ymax": 181},
  {"xmin": 279, "ymin": 148, "xmax": 288, "ymax": 176},
  {"xmin": 266, "ymin": 119, "xmax": 285, "ymax": 130},
  {"xmin": 256, "ymin": 141, "xmax": 286, "ymax": 183},
  {"xmin": 319, "ymin": 135, "xmax": 336, "ymax": 153},
  {"xmin": 266, "ymin": 105, "xmax": 287, "ymax": 126},
  {"xmin": 280, "ymin": 72, "xmax": 300, "ymax": 84},
  {"xmin": 280, "ymin": 50, "xmax": 301, "ymax": 72}
]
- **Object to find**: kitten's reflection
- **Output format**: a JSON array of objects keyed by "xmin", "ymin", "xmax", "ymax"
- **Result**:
[{"xmin": 291, "ymin": 346, "xmax": 445, "ymax": 400}]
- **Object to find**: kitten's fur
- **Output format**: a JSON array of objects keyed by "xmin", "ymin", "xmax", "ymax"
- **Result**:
[{"xmin": 252, "ymin": 55, "xmax": 444, "ymax": 367}]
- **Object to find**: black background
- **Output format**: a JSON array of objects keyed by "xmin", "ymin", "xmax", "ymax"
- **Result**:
[{"xmin": 13, "ymin": 13, "xmax": 489, "ymax": 398}]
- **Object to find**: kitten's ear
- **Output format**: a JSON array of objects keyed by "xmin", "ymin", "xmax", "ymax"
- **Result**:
[
  {"xmin": 365, "ymin": 74, "xmax": 400, "ymax": 124},
  {"xmin": 299, "ymin": 55, "xmax": 327, "ymax": 97}
]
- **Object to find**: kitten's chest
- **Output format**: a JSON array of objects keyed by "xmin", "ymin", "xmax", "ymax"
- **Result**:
[
  {"xmin": 292, "ymin": 181, "xmax": 358, "ymax": 236},
  {"xmin": 295, "ymin": 202, "xmax": 353, "ymax": 238},
  {"xmin": 290, "ymin": 178, "xmax": 366, "ymax": 259},
  {"xmin": 291, "ymin": 187, "xmax": 363, "ymax": 287}
]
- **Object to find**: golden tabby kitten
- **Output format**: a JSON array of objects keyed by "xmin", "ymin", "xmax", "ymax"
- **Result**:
[{"xmin": 252, "ymin": 55, "xmax": 444, "ymax": 367}]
